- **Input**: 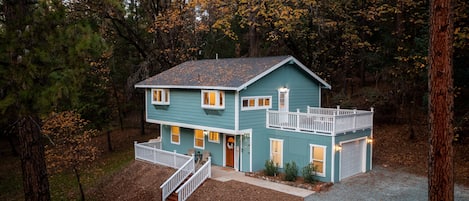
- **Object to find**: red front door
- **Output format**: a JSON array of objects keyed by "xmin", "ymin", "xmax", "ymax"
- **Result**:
[{"xmin": 226, "ymin": 136, "xmax": 234, "ymax": 167}]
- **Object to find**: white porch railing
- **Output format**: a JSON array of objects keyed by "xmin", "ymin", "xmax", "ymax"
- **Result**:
[
  {"xmin": 160, "ymin": 155, "xmax": 195, "ymax": 201},
  {"xmin": 134, "ymin": 142, "xmax": 191, "ymax": 169},
  {"xmin": 176, "ymin": 157, "xmax": 212, "ymax": 201},
  {"xmin": 266, "ymin": 106, "xmax": 373, "ymax": 136}
]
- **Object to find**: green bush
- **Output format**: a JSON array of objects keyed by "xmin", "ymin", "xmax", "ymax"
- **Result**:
[
  {"xmin": 264, "ymin": 160, "xmax": 279, "ymax": 176},
  {"xmin": 284, "ymin": 161, "xmax": 298, "ymax": 181},
  {"xmin": 302, "ymin": 163, "xmax": 317, "ymax": 183}
]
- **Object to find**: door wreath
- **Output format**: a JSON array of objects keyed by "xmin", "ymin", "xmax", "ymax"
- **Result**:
[{"xmin": 227, "ymin": 137, "xmax": 234, "ymax": 149}]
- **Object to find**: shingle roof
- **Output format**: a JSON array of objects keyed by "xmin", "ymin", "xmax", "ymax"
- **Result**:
[{"xmin": 135, "ymin": 55, "xmax": 331, "ymax": 90}]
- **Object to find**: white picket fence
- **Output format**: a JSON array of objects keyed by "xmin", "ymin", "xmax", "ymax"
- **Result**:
[
  {"xmin": 134, "ymin": 142, "xmax": 191, "ymax": 169},
  {"xmin": 176, "ymin": 157, "xmax": 212, "ymax": 201}
]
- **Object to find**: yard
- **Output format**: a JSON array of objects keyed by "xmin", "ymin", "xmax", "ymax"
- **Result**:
[{"xmin": 1, "ymin": 124, "xmax": 469, "ymax": 200}]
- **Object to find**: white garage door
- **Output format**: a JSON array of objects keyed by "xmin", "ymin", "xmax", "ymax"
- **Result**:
[{"xmin": 340, "ymin": 139, "xmax": 366, "ymax": 180}]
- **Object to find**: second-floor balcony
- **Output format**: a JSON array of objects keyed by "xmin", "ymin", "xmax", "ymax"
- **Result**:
[{"xmin": 266, "ymin": 106, "xmax": 374, "ymax": 136}]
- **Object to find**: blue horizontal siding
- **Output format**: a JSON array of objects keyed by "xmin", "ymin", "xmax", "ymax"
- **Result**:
[
  {"xmin": 147, "ymin": 89, "xmax": 235, "ymax": 130},
  {"xmin": 161, "ymin": 125, "xmax": 224, "ymax": 166}
]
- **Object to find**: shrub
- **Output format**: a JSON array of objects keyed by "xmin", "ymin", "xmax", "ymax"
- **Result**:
[
  {"xmin": 264, "ymin": 160, "xmax": 279, "ymax": 176},
  {"xmin": 284, "ymin": 161, "xmax": 298, "ymax": 181},
  {"xmin": 302, "ymin": 163, "xmax": 317, "ymax": 183}
]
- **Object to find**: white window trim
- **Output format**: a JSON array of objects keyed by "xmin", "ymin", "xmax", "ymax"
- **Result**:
[
  {"xmin": 194, "ymin": 130, "xmax": 205, "ymax": 149},
  {"xmin": 170, "ymin": 126, "xmax": 180, "ymax": 145},
  {"xmin": 310, "ymin": 144, "xmax": 327, "ymax": 177},
  {"xmin": 269, "ymin": 138, "xmax": 284, "ymax": 168},
  {"xmin": 201, "ymin": 90, "xmax": 225, "ymax": 109},
  {"xmin": 241, "ymin": 96, "xmax": 272, "ymax": 111},
  {"xmin": 151, "ymin": 89, "xmax": 170, "ymax": 105},
  {"xmin": 208, "ymin": 131, "xmax": 220, "ymax": 143}
]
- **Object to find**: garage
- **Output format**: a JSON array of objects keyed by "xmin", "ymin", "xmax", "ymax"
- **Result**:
[{"xmin": 340, "ymin": 139, "xmax": 366, "ymax": 180}]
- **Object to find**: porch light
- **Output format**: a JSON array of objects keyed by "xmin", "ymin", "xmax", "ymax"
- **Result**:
[
  {"xmin": 203, "ymin": 130, "xmax": 209, "ymax": 136},
  {"xmin": 335, "ymin": 145, "xmax": 342, "ymax": 152},
  {"xmin": 367, "ymin": 137, "xmax": 373, "ymax": 144},
  {"xmin": 278, "ymin": 86, "xmax": 288, "ymax": 92}
]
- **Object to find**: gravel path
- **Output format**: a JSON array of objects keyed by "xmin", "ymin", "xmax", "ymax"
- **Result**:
[{"xmin": 305, "ymin": 166, "xmax": 469, "ymax": 201}]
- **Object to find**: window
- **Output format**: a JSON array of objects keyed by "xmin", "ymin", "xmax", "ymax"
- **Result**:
[
  {"xmin": 310, "ymin": 145, "xmax": 326, "ymax": 177},
  {"xmin": 171, "ymin": 126, "xmax": 180, "ymax": 144},
  {"xmin": 201, "ymin": 90, "xmax": 224, "ymax": 109},
  {"xmin": 194, "ymin": 129, "xmax": 205, "ymax": 149},
  {"xmin": 152, "ymin": 89, "xmax": 170, "ymax": 105},
  {"xmin": 241, "ymin": 96, "xmax": 272, "ymax": 110},
  {"xmin": 208, "ymin": 131, "xmax": 219, "ymax": 143},
  {"xmin": 270, "ymin": 138, "xmax": 283, "ymax": 168}
]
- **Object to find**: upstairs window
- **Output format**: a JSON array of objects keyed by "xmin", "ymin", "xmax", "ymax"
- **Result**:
[
  {"xmin": 152, "ymin": 89, "xmax": 170, "ymax": 105},
  {"xmin": 241, "ymin": 96, "xmax": 272, "ymax": 110},
  {"xmin": 201, "ymin": 90, "xmax": 224, "ymax": 109}
]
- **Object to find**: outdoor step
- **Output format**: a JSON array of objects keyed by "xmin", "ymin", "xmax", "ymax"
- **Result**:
[
  {"xmin": 166, "ymin": 173, "xmax": 192, "ymax": 201},
  {"xmin": 166, "ymin": 192, "xmax": 178, "ymax": 201}
]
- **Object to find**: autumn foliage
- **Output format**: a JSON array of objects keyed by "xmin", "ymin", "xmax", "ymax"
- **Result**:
[{"xmin": 42, "ymin": 111, "xmax": 99, "ymax": 200}]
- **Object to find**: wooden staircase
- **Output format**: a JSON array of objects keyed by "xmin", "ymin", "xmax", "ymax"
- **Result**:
[{"xmin": 165, "ymin": 174, "xmax": 193, "ymax": 201}]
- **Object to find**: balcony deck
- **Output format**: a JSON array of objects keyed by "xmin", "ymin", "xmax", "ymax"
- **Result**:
[{"xmin": 266, "ymin": 106, "xmax": 373, "ymax": 136}]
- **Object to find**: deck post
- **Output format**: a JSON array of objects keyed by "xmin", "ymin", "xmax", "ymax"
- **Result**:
[
  {"xmin": 296, "ymin": 109, "xmax": 300, "ymax": 131},
  {"xmin": 353, "ymin": 109, "xmax": 357, "ymax": 131},
  {"xmin": 332, "ymin": 111, "xmax": 337, "ymax": 136}
]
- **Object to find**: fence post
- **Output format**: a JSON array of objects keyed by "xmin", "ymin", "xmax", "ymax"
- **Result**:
[
  {"xmin": 173, "ymin": 150, "xmax": 177, "ymax": 168},
  {"xmin": 208, "ymin": 157, "xmax": 212, "ymax": 178},
  {"xmin": 134, "ymin": 141, "xmax": 137, "ymax": 160}
]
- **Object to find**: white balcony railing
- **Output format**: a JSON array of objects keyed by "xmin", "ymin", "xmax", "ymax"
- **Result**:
[
  {"xmin": 176, "ymin": 157, "xmax": 212, "ymax": 201},
  {"xmin": 266, "ymin": 106, "xmax": 373, "ymax": 136}
]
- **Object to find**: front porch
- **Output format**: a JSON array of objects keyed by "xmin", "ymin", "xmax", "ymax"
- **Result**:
[{"xmin": 266, "ymin": 106, "xmax": 374, "ymax": 136}]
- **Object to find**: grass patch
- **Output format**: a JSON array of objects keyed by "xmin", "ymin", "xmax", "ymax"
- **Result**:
[{"xmin": 0, "ymin": 147, "xmax": 135, "ymax": 201}]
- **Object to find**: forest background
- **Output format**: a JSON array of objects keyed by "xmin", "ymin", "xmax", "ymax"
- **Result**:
[{"xmin": 0, "ymin": 0, "xmax": 468, "ymax": 200}]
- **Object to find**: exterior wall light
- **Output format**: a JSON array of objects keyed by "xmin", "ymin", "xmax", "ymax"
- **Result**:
[
  {"xmin": 203, "ymin": 130, "xmax": 209, "ymax": 136},
  {"xmin": 278, "ymin": 86, "xmax": 288, "ymax": 92},
  {"xmin": 367, "ymin": 137, "xmax": 373, "ymax": 143},
  {"xmin": 335, "ymin": 145, "xmax": 342, "ymax": 152}
]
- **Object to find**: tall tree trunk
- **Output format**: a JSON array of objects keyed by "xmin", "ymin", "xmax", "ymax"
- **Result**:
[
  {"xmin": 17, "ymin": 116, "xmax": 51, "ymax": 201},
  {"xmin": 73, "ymin": 167, "xmax": 85, "ymax": 201},
  {"xmin": 428, "ymin": 0, "xmax": 454, "ymax": 200}
]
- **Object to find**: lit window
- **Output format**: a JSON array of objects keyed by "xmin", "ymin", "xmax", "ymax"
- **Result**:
[
  {"xmin": 171, "ymin": 126, "xmax": 180, "ymax": 144},
  {"xmin": 241, "ymin": 96, "xmax": 272, "ymax": 110},
  {"xmin": 208, "ymin": 131, "xmax": 219, "ymax": 143},
  {"xmin": 151, "ymin": 89, "xmax": 170, "ymax": 105},
  {"xmin": 194, "ymin": 130, "xmax": 205, "ymax": 149},
  {"xmin": 270, "ymin": 138, "xmax": 283, "ymax": 168},
  {"xmin": 201, "ymin": 90, "xmax": 224, "ymax": 109},
  {"xmin": 310, "ymin": 145, "xmax": 326, "ymax": 177}
]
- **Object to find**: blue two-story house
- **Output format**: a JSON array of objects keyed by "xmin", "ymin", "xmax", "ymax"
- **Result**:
[{"xmin": 135, "ymin": 55, "xmax": 374, "ymax": 182}]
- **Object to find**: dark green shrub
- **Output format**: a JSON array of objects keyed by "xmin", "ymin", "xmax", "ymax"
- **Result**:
[
  {"xmin": 302, "ymin": 163, "xmax": 317, "ymax": 183},
  {"xmin": 284, "ymin": 161, "xmax": 298, "ymax": 181},
  {"xmin": 264, "ymin": 160, "xmax": 279, "ymax": 176}
]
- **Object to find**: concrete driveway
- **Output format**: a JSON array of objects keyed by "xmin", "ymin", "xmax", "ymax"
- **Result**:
[{"xmin": 305, "ymin": 166, "xmax": 469, "ymax": 201}]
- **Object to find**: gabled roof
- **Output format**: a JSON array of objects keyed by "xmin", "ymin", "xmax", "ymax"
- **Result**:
[{"xmin": 135, "ymin": 55, "xmax": 331, "ymax": 91}]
